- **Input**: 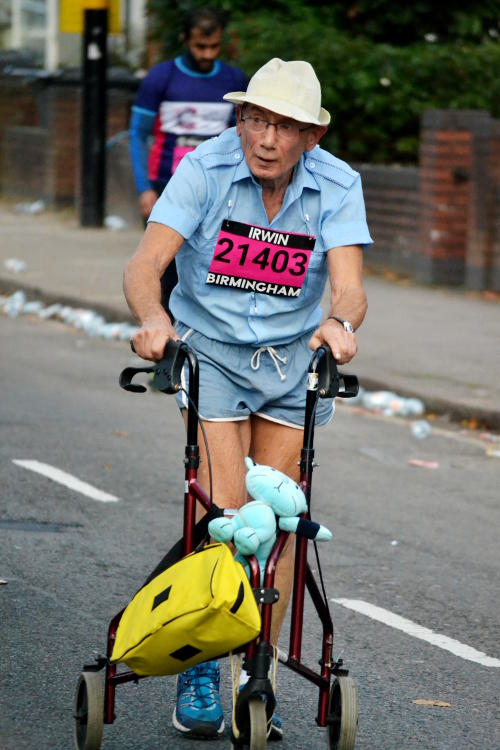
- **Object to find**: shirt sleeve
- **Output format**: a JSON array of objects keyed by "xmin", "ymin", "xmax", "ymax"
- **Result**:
[
  {"xmin": 129, "ymin": 107, "xmax": 156, "ymax": 194},
  {"xmin": 321, "ymin": 175, "xmax": 373, "ymax": 250},
  {"xmin": 148, "ymin": 152, "xmax": 208, "ymax": 238}
]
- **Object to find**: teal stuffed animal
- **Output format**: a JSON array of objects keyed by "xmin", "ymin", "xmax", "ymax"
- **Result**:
[{"xmin": 208, "ymin": 458, "xmax": 332, "ymax": 579}]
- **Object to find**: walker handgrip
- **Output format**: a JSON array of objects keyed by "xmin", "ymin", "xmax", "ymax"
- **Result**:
[
  {"xmin": 314, "ymin": 345, "xmax": 359, "ymax": 399},
  {"xmin": 337, "ymin": 373, "xmax": 359, "ymax": 399},
  {"xmin": 119, "ymin": 339, "xmax": 187, "ymax": 394},
  {"xmin": 119, "ymin": 365, "xmax": 154, "ymax": 392}
]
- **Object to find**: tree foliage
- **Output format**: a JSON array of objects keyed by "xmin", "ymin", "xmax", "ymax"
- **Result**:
[{"xmin": 146, "ymin": 0, "xmax": 500, "ymax": 164}]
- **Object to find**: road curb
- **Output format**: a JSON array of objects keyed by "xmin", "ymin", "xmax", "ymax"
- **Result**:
[
  {"xmin": 0, "ymin": 277, "xmax": 135, "ymax": 325},
  {"xmin": 2, "ymin": 276, "xmax": 499, "ymax": 432}
]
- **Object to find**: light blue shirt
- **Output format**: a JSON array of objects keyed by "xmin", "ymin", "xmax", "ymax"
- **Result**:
[{"xmin": 149, "ymin": 128, "xmax": 372, "ymax": 345}]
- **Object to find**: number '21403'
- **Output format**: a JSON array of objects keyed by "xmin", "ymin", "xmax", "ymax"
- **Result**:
[{"xmin": 214, "ymin": 237, "xmax": 308, "ymax": 275}]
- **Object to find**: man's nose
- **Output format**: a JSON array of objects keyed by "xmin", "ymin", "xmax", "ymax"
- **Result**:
[
  {"xmin": 204, "ymin": 48, "xmax": 218, "ymax": 60},
  {"xmin": 261, "ymin": 123, "xmax": 279, "ymax": 146}
]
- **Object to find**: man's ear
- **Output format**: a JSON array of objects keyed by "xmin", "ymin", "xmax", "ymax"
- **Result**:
[
  {"xmin": 236, "ymin": 105, "xmax": 243, "ymax": 136},
  {"xmin": 305, "ymin": 125, "xmax": 327, "ymax": 152}
]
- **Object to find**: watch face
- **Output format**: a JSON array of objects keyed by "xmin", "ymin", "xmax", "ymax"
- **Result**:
[{"xmin": 344, "ymin": 321, "xmax": 354, "ymax": 333}]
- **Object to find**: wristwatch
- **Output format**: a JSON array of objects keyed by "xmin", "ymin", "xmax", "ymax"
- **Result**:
[{"xmin": 328, "ymin": 315, "xmax": 355, "ymax": 333}]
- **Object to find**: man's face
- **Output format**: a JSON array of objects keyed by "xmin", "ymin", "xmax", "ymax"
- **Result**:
[
  {"xmin": 185, "ymin": 26, "xmax": 222, "ymax": 73},
  {"xmin": 236, "ymin": 105, "xmax": 325, "ymax": 186}
]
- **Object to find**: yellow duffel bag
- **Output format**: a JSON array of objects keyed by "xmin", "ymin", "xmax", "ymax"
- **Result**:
[{"xmin": 110, "ymin": 543, "xmax": 261, "ymax": 676}]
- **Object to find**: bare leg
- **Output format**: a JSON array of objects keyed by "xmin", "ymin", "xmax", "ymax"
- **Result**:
[
  {"xmin": 187, "ymin": 413, "xmax": 304, "ymax": 645},
  {"xmin": 249, "ymin": 415, "xmax": 304, "ymax": 644},
  {"xmin": 187, "ymin": 416, "xmax": 251, "ymax": 512}
]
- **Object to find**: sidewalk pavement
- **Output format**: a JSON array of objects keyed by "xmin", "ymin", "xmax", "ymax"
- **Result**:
[{"xmin": 1, "ymin": 202, "xmax": 499, "ymax": 431}]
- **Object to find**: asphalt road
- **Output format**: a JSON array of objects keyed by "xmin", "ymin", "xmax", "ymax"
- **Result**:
[{"xmin": 0, "ymin": 313, "xmax": 499, "ymax": 750}]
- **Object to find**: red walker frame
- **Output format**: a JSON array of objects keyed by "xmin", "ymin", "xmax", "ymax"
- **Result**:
[{"xmin": 76, "ymin": 342, "xmax": 358, "ymax": 748}]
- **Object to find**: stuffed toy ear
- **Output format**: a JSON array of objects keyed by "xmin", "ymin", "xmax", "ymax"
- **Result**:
[{"xmin": 245, "ymin": 458, "xmax": 307, "ymax": 516}]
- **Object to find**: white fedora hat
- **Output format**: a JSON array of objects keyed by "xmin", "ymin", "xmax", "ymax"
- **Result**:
[{"xmin": 223, "ymin": 57, "xmax": 331, "ymax": 126}]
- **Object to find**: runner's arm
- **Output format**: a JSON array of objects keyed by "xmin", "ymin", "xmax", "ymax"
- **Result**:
[
  {"xmin": 308, "ymin": 244, "xmax": 367, "ymax": 364},
  {"xmin": 129, "ymin": 106, "xmax": 156, "ymax": 195}
]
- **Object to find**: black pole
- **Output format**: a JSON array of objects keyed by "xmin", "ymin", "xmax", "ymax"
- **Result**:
[{"xmin": 80, "ymin": 8, "xmax": 108, "ymax": 227}]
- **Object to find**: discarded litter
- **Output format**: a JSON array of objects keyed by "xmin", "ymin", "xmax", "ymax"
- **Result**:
[
  {"xmin": 105, "ymin": 215, "xmax": 128, "ymax": 231},
  {"xmin": 391, "ymin": 540, "xmax": 399, "ymax": 546},
  {"xmin": 38, "ymin": 303, "xmax": 63, "ymax": 319},
  {"xmin": 0, "ymin": 290, "xmax": 139, "ymax": 344},
  {"xmin": 4, "ymin": 257, "xmax": 27, "ymax": 273},
  {"xmin": 23, "ymin": 300, "xmax": 44, "ymax": 314},
  {"xmin": 410, "ymin": 420, "xmax": 432, "ymax": 440},
  {"xmin": 408, "ymin": 459, "xmax": 439, "ymax": 470},
  {"xmin": 413, "ymin": 699, "xmax": 451, "ymax": 708},
  {"xmin": 360, "ymin": 390, "xmax": 425, "ymax": 418},
  {"xmin": 480, "ymin": 432, "xmax": 500, "ymax": 443},
  {"xmin": 3, "ymin": 290, "xmax": 26, "ymax": 317},
  {"xmin": 14, "ymin": 199, "xmax": 46, "ymax": 215}
]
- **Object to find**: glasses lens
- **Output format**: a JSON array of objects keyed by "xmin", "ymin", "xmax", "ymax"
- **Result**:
[{"xmin": 244, "ymin": 117, "xmax": 299, "ymax": 139}]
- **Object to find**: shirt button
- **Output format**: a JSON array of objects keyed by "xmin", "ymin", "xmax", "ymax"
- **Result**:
[
  {"xmin": 308, "ymin": 161, "xmax": 316, "ymax": 169},
  {"xmin": 234, "ymin": 152, "xmax": 241, "ymax": 160}
]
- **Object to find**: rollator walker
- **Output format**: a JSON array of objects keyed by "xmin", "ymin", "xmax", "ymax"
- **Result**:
[{"xmin": 74, "ymin": 340, "xmax": 360, "ymax": 749}]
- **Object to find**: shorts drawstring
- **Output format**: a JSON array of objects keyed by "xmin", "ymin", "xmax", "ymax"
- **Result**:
[{"xmin": 250, "ymin": 346, "xmax": 287, "ymax": 381}]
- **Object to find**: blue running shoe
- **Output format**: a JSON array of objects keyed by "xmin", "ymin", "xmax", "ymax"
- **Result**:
[
  {"xmin": 268, "ymin": 710, "xmax": 283, "ymax": 741},
  {"xmin": 172, "ymin": 660, "xmax": 225, "ymax": 737}
]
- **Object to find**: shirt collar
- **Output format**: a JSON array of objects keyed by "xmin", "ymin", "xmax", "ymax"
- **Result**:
[{"xmin": 233, "ymin": 148, "xmax": 321, "ymax": 194}]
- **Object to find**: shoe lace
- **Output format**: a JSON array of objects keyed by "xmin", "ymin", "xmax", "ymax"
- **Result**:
[{"xmin": 179, "ymin": 664, "xmax": 219, "ymax": 709}]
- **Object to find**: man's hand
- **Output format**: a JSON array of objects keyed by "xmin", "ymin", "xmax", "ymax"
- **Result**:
[
  {"xmin": 139, "ymin": 189, "xmax": 158, "ymax": 220},
  {"xmin": 132, "ymin": 318, "xmax": 179, "ymax": 361},
  {"xmin": 308, "ymin": 318, "xmax": 357, "ymax": 364}
]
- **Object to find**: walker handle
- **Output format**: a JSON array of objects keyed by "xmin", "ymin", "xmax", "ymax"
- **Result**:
[
  {"xmin": 119, "ymin": 339, "xmax": 188, "ymax": 394},
  {"xmin": 315, "ymin": 345, "xmax": 359, "ymax": 399}
]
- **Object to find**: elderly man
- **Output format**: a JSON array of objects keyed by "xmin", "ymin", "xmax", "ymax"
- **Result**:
[{"xmin": 124, "ymin": 57, "xmax": 372, "ymax": 740}]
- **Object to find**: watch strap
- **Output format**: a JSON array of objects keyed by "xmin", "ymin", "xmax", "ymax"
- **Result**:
[{"xmin": 327, "ymin": 315, "xmax": 355, "ymax": 333}]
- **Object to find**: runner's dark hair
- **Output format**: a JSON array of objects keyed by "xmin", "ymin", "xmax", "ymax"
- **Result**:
[{"xmin": 184, "ymin": 7, "xmax": 228, "ymax": 37}]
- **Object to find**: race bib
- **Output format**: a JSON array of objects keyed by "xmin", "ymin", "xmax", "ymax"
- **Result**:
[{"xmin": 206, "ymin": 220, "xmax": 316, "ymax": 297}]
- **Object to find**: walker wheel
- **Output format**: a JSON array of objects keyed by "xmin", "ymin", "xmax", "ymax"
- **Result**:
[
  {"xmin": 74, "ymin": 671, "xmax": 105, "ymax": 750},
  {"xmin": 249, "ymin": 697, "xmax": 267, "ymax": 749},
  {"xmin": 327, "ymin": 676, "xmax": 358, "ymax": 750},
  {"xmin": 231, "ymin": 696, "xmax": 268, "ymax": 749}
]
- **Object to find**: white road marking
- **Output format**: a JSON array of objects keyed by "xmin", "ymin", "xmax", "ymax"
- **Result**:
[
  {"xmin": 12, "ymin": 460, "xmax": 119, "ymax": 503},
  {"xmin": 332, "ymin": 598, "xmax": 500, "ymax": 668}
]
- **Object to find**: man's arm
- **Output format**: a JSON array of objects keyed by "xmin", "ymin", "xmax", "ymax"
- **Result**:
[
  {"xmin": 308, "ymin": 244, "xmax": 367, "ymax": 364},
  {"xmin": 123, "ymin": 222, "xmax": 185, "ymax": 360},
  {"xmin": 129, "ymin": 107, "xmax": 158, "ymax": 219}
]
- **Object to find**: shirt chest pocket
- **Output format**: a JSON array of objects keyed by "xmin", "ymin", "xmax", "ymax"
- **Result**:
[{"xmin": 302, "ymin": 250, "xmax": 327, "ymax": 297}]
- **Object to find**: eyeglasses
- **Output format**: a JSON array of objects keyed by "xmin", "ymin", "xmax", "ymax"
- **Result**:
[{"xmin": 241, "ymin": 115, "xmax": 311, "ymax": 140}]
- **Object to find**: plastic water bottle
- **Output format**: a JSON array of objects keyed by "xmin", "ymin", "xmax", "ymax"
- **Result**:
[
  {"xmin": 411, "ymin": 420, "xmax": 432, "ymax": 439},
  {"xmin": 4, "ymin": 290, "xmax": 26, "ymax": 317}
]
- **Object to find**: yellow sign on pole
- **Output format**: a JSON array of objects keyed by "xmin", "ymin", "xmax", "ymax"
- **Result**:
[{"xmin": 60, "ymin": 0, "xmax": 121, "ymax": 35}]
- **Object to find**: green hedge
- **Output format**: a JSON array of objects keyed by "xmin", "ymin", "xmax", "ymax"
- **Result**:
[{"xmin": 146, "ymin": 3, "xmax": 500, "ymax": 164}]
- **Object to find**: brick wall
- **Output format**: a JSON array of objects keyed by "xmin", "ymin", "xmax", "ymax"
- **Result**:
[
  {"xmin": 358, "ymin": 164, "xmax": 420, "ymax": 276},
  {"xmin": 359, "ymin": 110, "xmax": 500, "ymax": 291},
  {"xmin": 0, "ymin": 74, "xmax": 135, "ymax": 208},
  {"xmin": 417, "ymin": 110, "xmax": 500, "ymax": 290}
]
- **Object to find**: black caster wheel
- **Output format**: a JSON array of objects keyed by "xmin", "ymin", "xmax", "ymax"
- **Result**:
[
  {"xmin": 74, "ymin": 671, "xmax": 105, "ymax": 750},
  {"xmin": 327, "ymin": 675, "xmax": 358, "ymax": 750}
]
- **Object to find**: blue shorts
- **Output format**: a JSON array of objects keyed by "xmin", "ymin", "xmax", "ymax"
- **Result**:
[{"xmin": 174, "ymin": 321, "xmax": 334, "ymax": 429}]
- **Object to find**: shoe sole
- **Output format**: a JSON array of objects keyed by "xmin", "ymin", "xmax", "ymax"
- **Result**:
[
  {"xmin": 268, "ymin": 722, "xmax": 283, "ymax": 742},
  {"xmin": 172, "ymin": 709, "xmax": 225, "ymax": 738}
]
